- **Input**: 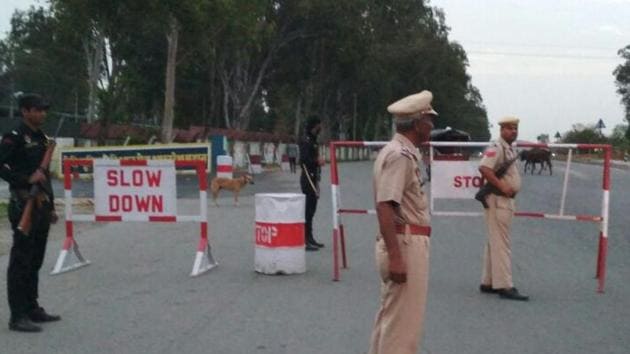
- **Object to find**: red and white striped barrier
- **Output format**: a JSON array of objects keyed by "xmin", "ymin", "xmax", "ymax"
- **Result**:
[
  {"xmin": 254, "ymin": 193, "xmax": 306, "ymax": 274},
  {"xmin": 216, "ymin": 155, "xmax": 233, "ymax": 179},
  {"xmin": 328, "ymin": 141, "xmax": 612, "ymax": 293},
  {"xmin": 52, "ymin": 158, "xmax": 217, "ymax": 277}
]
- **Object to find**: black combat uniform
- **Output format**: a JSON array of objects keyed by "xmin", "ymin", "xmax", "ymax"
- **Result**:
[
  {"xmin": 299, "ymin": 128, "xmax": 323, "ymax": 250},
  {"xmin": 0, "ymin": 121, "xmax": 57, "ymax": 330}
]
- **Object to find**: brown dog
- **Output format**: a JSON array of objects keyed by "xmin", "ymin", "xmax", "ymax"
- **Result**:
[{"xmin": 210, "ymin": 174, "xmax": 254, "ymax": 206}]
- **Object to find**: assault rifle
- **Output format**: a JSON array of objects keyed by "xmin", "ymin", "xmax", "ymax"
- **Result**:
[
  {"xmin": 17, "ymin": 139, "xmax": 56, "ymax": 235},
  {"xmin": 474, "ymin": 151, "xmax": 523, "ymax": 209},
  {"xmin": 17, "ymin": 117, "xmax": 63, "ymax": 235}
]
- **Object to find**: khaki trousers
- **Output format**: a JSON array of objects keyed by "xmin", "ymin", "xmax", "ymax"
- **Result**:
[
  {"xmin": 481, "ymin": 194, "xmax": 514, "ymax": 289},
  {"xmin": 368, "ymin": 233, "xmax": 430, "ymax": 354}
]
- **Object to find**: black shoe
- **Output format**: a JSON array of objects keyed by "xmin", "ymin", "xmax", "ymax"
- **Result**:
[
  {"xmin": 311, "ymin": 240, "xmax": 325, "ymax": 248},
  {"xmin": 497, "ymin": 287, "xmax": 529, "ymax": 301},
  {"xmin": 28, "ymin": 307, "xmax": 61, "ymax": 323},
  {"xmin": 305, "ymin": 243, "xmax": 319, "ymax": 251},
  {"xmin": 9, "ymin": 318, "xmax": 42, "ymax": 333},
  {"xmin": 479, "ymin": 284, "xmax": 499, "ymax": 294}
]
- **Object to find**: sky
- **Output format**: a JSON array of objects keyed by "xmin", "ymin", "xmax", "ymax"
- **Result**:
[
  {"xmin": 2, "ymin": 0, "xmax": 630, "ymax": 141},
  {"xmin": 0, "ymin": 0, "xmax": 40, "ymax": 34},
  {"xmin": 430, "ymin": 0, "xmax": 630, "ymax": 140}
]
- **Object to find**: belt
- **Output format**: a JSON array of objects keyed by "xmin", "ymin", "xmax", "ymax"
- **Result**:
[{"xmin": 395, "ymin": 224, "xmax": 431, "ymax": 237}]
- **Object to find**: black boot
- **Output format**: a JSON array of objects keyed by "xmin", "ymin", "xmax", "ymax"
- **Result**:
[
  {"xmin": 311, "ymin": 239, "xmax": 325, "ymax": 248},
  {"xmin": 9, "ymin": 317, "xmax": 42, "ymax": 333},
  {"xmin": 29, "ymin": 307, "xmax": 61, "ymax": 323},
  {"xmin": 305, "ymin": 243, "xmax": 319, "ymax": 251}
]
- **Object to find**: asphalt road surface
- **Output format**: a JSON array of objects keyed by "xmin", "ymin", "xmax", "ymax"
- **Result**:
[{"xmin": 0, "ymin": 160, "xmax": 628, "ymax": 354}]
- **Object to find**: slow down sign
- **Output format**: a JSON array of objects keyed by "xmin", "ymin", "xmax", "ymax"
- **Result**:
[{"xmin": 93, "ymin": 159, "xmax": 177, "ymax": 218}]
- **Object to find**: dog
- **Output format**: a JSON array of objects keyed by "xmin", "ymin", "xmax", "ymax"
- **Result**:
[{"xmin": 210, "ymin": 174, "xmax": 254, "ymax": 206}]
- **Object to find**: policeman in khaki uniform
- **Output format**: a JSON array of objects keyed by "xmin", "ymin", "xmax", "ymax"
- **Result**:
[
  {"xmin": 369, "ymin": 91, "xmax": 437, "ymax": 354},
  {"xmin": 478, "ymin": 116, "xmax": 529, "ymax": 301}
]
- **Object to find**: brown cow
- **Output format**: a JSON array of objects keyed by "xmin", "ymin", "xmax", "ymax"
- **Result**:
[{"xmin": 520, "ymin": 148, "xmax": 552, "ymax": 175}]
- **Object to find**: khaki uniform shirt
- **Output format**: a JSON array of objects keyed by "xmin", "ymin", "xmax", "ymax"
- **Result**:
[
  {"xmin": 479, "ymin": 137, "xmax": 522, "ymax": 205},
  {"xmin": 373, "ymin": 133, "xmax": 430, "ymax": 227}
]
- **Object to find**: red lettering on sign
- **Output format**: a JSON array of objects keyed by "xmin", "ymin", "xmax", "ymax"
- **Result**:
[
  {"xmin": 141, "ymin": 195, "xmax": 163, "ymax": 212},
  {"xmin": 109, "ymin": 195, "xmax": 119, "ymax": 211},
  {"xmin": 473, "ymin": 176, "xmax": 484, "ymax": 187},
  {"xmin": 120, "ymin": 171, "xmax": 131, "ymax": 186},
  {"xmin": 132, "ymin": 170, "xmax": 143, "ymax": 186},
  {"xmin": 453, "ymin": 175, "xmax": 486, "ymax": 188},
  {"xmin": 454, "ymin": 176, "xmax": 462, "ymax": 188},
  {"xmin": 109, "ymin": 194, "xmax": 164, "ymax": 213},
  {"xmin": 146, "ymin": 170, "xmax": 162, "ymax": 187},
  {"xmin": 105, "ymin": 169, "xmax": 163, "ymax": 187},
  {"xmin": 107, "ymin": 170, "xmax": 117, "ymax": 186}
]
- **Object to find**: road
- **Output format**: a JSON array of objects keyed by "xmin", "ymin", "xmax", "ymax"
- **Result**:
[{"xmin": 0, "ymin": 161, "xmax": 628, "ymax": 354}]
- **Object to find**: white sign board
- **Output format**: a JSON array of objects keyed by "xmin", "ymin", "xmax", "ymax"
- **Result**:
[
  {"xmin": 431, "ymin": 160, "xmax": 484, "ymax": 199},
  {"xmin": 94, "ymin": 159, "xmax": 177, "ymax": 216}
]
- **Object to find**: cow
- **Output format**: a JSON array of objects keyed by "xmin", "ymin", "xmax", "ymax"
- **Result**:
[{"xmin": 521, "ymin": 148, "xmax": 552, "ymax": 175}]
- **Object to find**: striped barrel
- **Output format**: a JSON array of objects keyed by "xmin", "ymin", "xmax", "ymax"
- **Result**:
[
  {"xmin": 254, "ymin": 193, "xmax": 306, "ymax": 274},
  {"xmin": 216, "ymin": 155, "xmax": 233, "ymax": 179}
]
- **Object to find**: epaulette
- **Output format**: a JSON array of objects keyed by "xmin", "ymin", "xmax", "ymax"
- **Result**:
[{"xmin": 399, "ymin": 146, "xmax": 417, "ymax": 161}]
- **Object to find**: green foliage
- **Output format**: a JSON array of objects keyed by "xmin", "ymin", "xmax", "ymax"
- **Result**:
[
  {"xmin": 614, "ymin": 45, "xmax": 630, "ymax": 123},
  {"xmin": 609, "ymin": 124, "xmax": 630, "ymax": 151},
  {"xmin": 537, "ymin": 134, "xmax": 550, "ymax": 143},
  {"xmin": 0, "ymin": 5, "xmax": 88, "ymax": 114},
  {"xmin": 1, "ymin": 0, "xmax": 490, "ymax": 141},
  {"xmin": 560, "ymin": 125, "xmax": 609, "ymax": 144}
]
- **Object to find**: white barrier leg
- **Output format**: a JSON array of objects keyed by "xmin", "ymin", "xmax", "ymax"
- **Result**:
[
  {"xmin": 51, "ymin": 222, "xmax": 91, "ymax": 275},
  {"xmin": 190, "ymin": 223, "xmax": 218, "ymax": 277}
]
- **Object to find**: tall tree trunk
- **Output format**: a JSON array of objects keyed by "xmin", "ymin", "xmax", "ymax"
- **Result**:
[
  {"xmin": 352, "ymin": 93, "xmax": 357, "ymax": 140},
  {"xmin": 236, "ymin": 49, "xmax": 274, "ymax": 130},
  {"xmin": 207, "ymin": 50, "xmax": 217, "ymax": 127},
  {"xmin": 221, "ymin": 72, "xmax": 232, "ymax": 129},
  {"xmin": 161, "ymin": 16, "xmax": 179, "ymax": 143},
  {"xmin": 320, "ymin": 92, "xmax": 331, "ymax": 142},
  {"xmin": 294, "ymin": 96, "xmax": 302, "ymax": 138},
  {"xmin": 84, "ymin": 29, "xmax": 103, "ymax": 123}
]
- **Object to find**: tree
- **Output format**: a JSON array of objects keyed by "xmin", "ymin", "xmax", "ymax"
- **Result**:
[
  {"xmin": 609, "ymin": 123, "xmax": 629, "ymax": 151},
  {"xmin": 3, "ymin": 0, "xmax": 491, "ymax": 144},
  {"xmin": 536, "ymin": 134, "xmax": 550, "ymax": 143},
  {"xmin": 561, "ymin": 125, "xmax": 608, "ymax": 144},
  {"xmin": 0, "ymin": 6, "xmax": 88, "ymax": 118},
  {"xmin": 614, "ymin": 45, "xmax": 630, "ymax": 123}
]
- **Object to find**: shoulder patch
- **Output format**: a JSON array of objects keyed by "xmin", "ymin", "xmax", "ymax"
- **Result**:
[
  {"xmin": 484, "ymin": 148, "xmax": 496, "ymax": 158},
  {"xmin": 2, "ymin": 131, "xmax": 20, "ymax": 145}
]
